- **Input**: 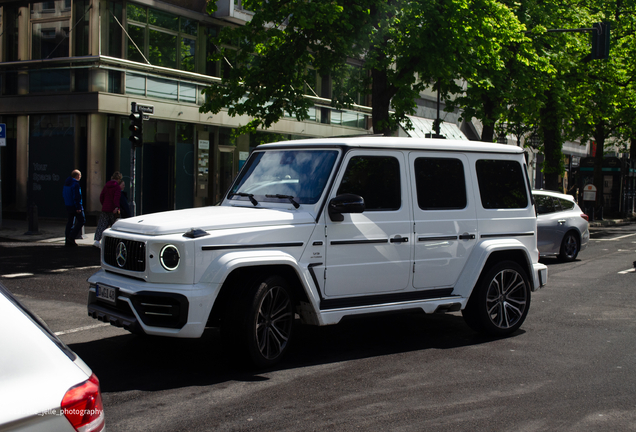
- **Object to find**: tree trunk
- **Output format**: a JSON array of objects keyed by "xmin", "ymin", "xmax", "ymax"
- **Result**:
[
  {"xmin": 593, "ymin": 121, "xmax": 607, "ymax": 208},
  {"xmin": 371, "ymin": 67, "xmax": 397, "ymax": 136},
  {"xmin": 480, "ymin": 95, "xmax": 497, "ymax": 143},
  {"xmin": 539, "ymin": 89, "xmax": 563, "ymax": 192}
]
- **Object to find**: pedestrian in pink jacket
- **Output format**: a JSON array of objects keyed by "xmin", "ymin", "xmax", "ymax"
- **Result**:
[{"xmin": 93, "ymin": 171, "xmax": 123, "ymax": 247}]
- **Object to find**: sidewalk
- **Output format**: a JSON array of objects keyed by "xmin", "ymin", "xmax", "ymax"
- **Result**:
[
  {"xmin": 588, "ymin": 216, "xmax": 636, "ymax": 228},
  {"xmin": 0, "ymin": 218, "xmax": 97, "ymax": 246},
  {"xmin": 1, "ymin": 214, "xmax": 633, "ymax": 244}
]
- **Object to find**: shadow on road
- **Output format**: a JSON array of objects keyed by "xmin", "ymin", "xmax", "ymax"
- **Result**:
[
  {"xmin": 0, "ymin": 243, "xmax": 101, "ymax": 274},
  {"xmin": 70, "ymin": 311, "xmax": 523, "ymax": 394},
  {"xmin": 538, "ymin": 257, "xmax": 582, "ymax": 266}
]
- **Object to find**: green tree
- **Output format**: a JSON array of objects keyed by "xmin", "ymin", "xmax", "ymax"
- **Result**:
[
  {"xmin": 201, "ymin": 0, "xmax": 534, "ymax": 137},
  {"xmin": 519, "ymin": 1, "xmax": 591, "ymax": 191},
  {"xmin": 445, "ymin": 1, "xmax": 551, "ymax": 144},
  {"xmin": 572, "ymin": 1, "xmax": 636, "ymax": 207}
]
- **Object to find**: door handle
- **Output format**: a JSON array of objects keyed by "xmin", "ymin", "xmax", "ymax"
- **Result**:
[
  {"xmin": 459, "ymin": 233, "xmax": 476, "ymax": 240},
  {"xmin": 558, "ymin": 220, "xmax": 566, "ymax": 225},
  {"xmin": 390, "ymin": 236, "xmax": 409, "ymax": 243}
]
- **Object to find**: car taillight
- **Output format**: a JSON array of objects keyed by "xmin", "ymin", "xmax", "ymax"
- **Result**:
[
  {"xmin": 61, "ymin": 373, "xmax": 105, "ymax": 432},
  {"xmin": 580, "ymin": 213, "xmax": 589, "ymax": 221}
]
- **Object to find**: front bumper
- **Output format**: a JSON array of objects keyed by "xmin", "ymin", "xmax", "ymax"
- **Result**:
[
  {"xmin": 88, "ymin": 289, "xmax": 188, "ymax": 333},
  {"xmin": 87, "ymin": 270, "xmax": 219, "ymax": 338}
]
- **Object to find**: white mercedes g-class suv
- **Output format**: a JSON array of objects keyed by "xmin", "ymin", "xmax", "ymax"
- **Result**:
[{"xmin": 88, "ymin": 137, "xmax": 547, "ymax": 367}]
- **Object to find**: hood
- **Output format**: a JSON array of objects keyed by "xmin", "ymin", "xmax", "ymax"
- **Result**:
[{"xmin": 110, "ymin": 205, "xmax": 316, "ymax": 236}]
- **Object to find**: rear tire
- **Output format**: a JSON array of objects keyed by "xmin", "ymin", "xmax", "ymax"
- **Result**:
[
  {"xmin": 462, "ymin": 261, "xmax": 531, "ymax": 336},
  {"xmin": 558, "ymin": 232, "xmax": 579, "ymax": 262}
]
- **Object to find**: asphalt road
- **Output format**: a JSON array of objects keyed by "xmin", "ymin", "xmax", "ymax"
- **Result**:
[{"xmin": 2, "ymin": 224, "xmax": 636, "ymax": 431}]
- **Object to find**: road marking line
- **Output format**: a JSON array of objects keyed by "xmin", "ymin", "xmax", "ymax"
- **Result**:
[
  {"xmin": 51, "ymin": 266, "xmax": 100, "ymax": 273},
  {"xmin": 618, "ymin": 268, "xmax": 636, "ymax": 274},
  {"xmin": 54, "ymin": 323, "xmax": 111, "ymax": 336},
  {"xmin": 1, "ymin": 273, "xmax": 34, "ymax": 278},
  {"xmin": 592, "ymin": 233, "xmax": 636, "ymax": 241},
  {"xmin": 2, "ymin": 266, "xmax": 100, "ymax": 278}
]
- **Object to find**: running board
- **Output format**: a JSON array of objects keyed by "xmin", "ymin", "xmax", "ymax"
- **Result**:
[{"xmin": 320, "ymin": 288, "xmax": 456, "ymax": 310}]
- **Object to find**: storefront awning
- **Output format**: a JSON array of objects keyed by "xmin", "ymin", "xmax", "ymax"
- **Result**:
[{"xmin": 402, "ymin": 116, "xmax": 468, "ymax": 140}]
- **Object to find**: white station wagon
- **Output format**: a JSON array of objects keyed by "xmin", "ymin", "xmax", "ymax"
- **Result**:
[{"xmin": 88, "ymin": 137, "xmax": 547, "ymax": 367}]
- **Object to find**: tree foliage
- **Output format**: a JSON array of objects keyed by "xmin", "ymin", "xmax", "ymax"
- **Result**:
[
  {"xmin": 201, "ymin": 0, "xmax": 537, "ymax": 136},
  {"xmin": 570, "ymin": 0, "xmax": 636, "ymax": 203},
  {"xmin": 202, "ymin": 0, "xmax": 636, "ymax": 209}
]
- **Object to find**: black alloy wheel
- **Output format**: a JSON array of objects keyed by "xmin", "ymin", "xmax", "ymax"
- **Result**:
[{"xmin": 462, "ymin": 261, "xmax": 531, "ymax": 336}]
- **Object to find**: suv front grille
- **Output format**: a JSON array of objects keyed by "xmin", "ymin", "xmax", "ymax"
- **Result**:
[{"xmin": 104, "ymin": 236, "xmax": 146, "ymax": 272}]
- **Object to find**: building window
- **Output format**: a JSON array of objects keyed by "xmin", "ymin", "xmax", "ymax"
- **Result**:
[
  {"xmin": 73, "ymin": 0, "xmax": 91, "ymax": 56},
  {"xmin": 103, "ymin": 1, "xmax": 123, "ymax": 57},
  {"xmin": 4, "ymin": 4, "xmax": 20, "ymax": 62},
  {"xmin": 126, "ymin": 3, "xmax": 198, "ymax": 72},
  {"xmin": 31, "ymin": 0, "xmax": 71, "ymax": 59},
  {"xmin": 205, "ymin": 25, "xmax": 222, "ymax": 77},
  {"xmin": 124, "ymin": 72, "xmax": 200, "ymax": 104}
]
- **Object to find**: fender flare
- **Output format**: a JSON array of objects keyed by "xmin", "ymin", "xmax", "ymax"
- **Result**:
[
  {"xmin": 453, "ymin": 239, "xmax": 535, "ymax": 298},
  {"xmin": 199, "ymin": 250, "xmax": 323, "ymax": 317}
]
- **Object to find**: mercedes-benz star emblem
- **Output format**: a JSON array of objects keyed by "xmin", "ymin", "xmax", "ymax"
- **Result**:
[{"xmin": 116, "ymin": 242, "xmax": 127, "ymax": 268}]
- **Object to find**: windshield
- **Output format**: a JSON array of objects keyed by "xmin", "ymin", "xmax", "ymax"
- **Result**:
[{"xmin": 229, "ymin": 149, "xmax": 339, "ymax": 205}]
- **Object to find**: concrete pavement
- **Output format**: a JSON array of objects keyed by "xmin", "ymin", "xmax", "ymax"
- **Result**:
[{"xmin": 0, "ymin": 217, "xmax": 97, "ymax": 246}]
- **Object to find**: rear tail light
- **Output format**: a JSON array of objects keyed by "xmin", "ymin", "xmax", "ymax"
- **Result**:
[
  {"xmin": 580, "ymin": 213, "xmax": 589, "ymax": 221},
  {"xmin": 61, "ymin": 373, "xmax": 105, "ymax": 432}
]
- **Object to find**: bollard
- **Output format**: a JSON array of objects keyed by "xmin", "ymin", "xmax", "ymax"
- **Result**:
[{"xmin": 25, "ymin": 204, "xmax": 40, "ymax": 235}]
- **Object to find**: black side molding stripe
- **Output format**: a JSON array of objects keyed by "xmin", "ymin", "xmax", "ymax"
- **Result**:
[
  {"xmin": 320, "ymin": 288, "xmax": 455, "ymax": 310},
  {"xmin": 202, "ymin": 242, "xmax": 304, "ymax": 251},
  {"xmin": 330, "ymin": 239, "xmax": 388, "ymax": 246},
  {"xmin": 480, "ymin": 232, "xmax": 535, "ymax": 239},
  {"xmin": 418, "ymin": 236, "xmax": 458, "ymax": 242}
]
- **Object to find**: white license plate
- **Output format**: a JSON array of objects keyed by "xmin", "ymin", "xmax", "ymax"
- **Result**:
[{"xmin": 96, "ymin": 284, "xmax": 117, "ymax": 304}]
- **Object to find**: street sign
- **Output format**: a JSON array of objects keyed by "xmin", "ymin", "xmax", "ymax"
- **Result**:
[
  {"xmin": 0, "ymin": 123, "xmax": 6, "ymax": 147},
  {"xmin": 136, "ymin": 104, "xmax": 154, "ymax": 115},
  {"xmin": 583, "ymin": 184, "xmax": 597, "ymax": 201}
]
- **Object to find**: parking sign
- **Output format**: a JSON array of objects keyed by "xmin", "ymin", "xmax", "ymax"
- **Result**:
[{"xmin": 0, "ymin": 123, "xmax": 5, "ymax": 146}]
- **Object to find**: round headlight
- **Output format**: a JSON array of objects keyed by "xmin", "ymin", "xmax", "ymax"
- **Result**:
[{"xmin": 160, "ymin": 245, "xmax": 180, "ymax": 271}]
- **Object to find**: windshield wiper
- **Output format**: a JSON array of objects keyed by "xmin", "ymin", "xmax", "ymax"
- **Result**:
[
  {"xmin": 266, "ymin": 194, "xmax": 300, "ymax": 209},
  {"xmin": 229, "ymin": 192, "xmax": 258, "ymax": 206}
]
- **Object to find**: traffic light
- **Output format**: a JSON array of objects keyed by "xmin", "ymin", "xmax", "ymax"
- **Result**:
[
  {"xmin": 128, "ymin": 112, "xmax": 143, "ymax": 147},
  {"xmin": 591, "ymin": 22, "xmax": 610, "ymax": 60}
]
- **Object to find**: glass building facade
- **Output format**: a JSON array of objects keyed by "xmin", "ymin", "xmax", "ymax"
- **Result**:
[{"xmin": 0, "ymin": 0, "xmax": 370, "ymax": 219}]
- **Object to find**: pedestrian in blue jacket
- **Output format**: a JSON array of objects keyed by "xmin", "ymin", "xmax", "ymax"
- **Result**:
[{"xmin": 62, "ymin": 169, "xmax": 84, "ymax": 247}]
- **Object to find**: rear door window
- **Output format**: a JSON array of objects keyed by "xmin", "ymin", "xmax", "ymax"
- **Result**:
[
  {"xmin": 558, "ymin": 198, "xmax": 575, "ymax": 211},
  {"xmin": 535, "ymin": 195, "xmax": 556, "ymax": 215},
  {"xmin": 476, "ymin": 160, "xmax": 528, "ymax": 209},
  {"xmin": 414, "ymin": 157, "xmax": 466, "ymax": 210}
]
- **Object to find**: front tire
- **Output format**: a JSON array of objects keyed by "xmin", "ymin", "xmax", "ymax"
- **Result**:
[
  {"xmin": 558, "ymin": 232, "xmax": 580, "ymax": 262},
  {"xmin": 462, "ymin": 261, "xmax": 531, "ymax": 336},
  {"xmin": 222, "ymin": 275, "xmax": 295, "ymax": 368}
]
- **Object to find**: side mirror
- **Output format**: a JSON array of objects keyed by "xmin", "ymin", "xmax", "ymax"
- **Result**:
[{"xmin": 328, "ymin": 194, "xmax": 365, "ymax": 222}]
